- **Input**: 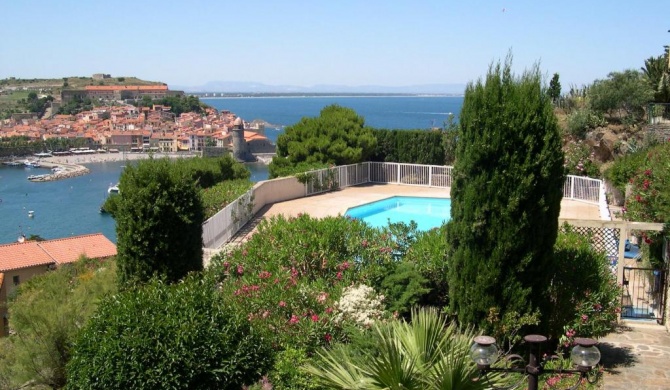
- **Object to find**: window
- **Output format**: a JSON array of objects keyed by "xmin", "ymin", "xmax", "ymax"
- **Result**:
[{"xmin": 12, "ymin": 275, "xmax": 19, "ymax": 286}]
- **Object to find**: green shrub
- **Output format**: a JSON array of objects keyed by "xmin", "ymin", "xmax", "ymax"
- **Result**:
[
  {"xmin": 604, "ymin": 150, "xmax": 648, "ymax": 194},
  {"xmin": 394, "ymin": 225, "xmax": 450, "ymax": 311},
  {"xmin": 370, "ymin": 128, "xmax": 445, "ymax": 165},
  {"xmin": 200, "ymin": 178, "xmax": 253, "ymax": 219},
  {"xmin": 115, "ymin": 158, "xmax": 204, "ymax": 286},
  {"xmin": 564, "ymin": 141, "xmax": 601, "ymax": 177},
  {"xmin": 208, "ymin": 214, "xmax": 397, "ymax": 351},
  {"xmin": 566, "ymin": 108, "xmax": 606, "ymax": 139},
  {"xmin": 267, "ymin": 347, "xmax": 324, "ymax": 390},
  {"xmin": 0, "ymin": 257, "xmax": 116, "ymax": 389},
  {"xmin": 547, "ymin": 228, "xmax": 620, "ymax": 343},
  {"xmin": 66, "ymin": 276, "xmax": 273, "ymax": 390}
]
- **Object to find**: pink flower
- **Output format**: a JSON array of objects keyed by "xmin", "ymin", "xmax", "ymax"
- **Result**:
[
  {"xmin": 223, "ymin": 261, "xmax": 230, "ymax": 269},
  {"xmin": 279, "ymin": 301, "xmax": 286, "ymax": 307},
  {"xmin": 311, "ymin": 314, "xmax": 319, "ymax": 322},
  {"xmin": 317, "ymin": 292, "xmax": 328, "ymax": 304},
  {"xmin": 325, "ymin": 307, "xmax": 333, "ymax": 314},
  {"xmin": 645, "ymin": 169, "xmax": 652, "ymax": 176},
  {"xmin": 566, "ymin": 329, "xmax": 576, "ymax": 338},
  {"xmin": 242, "ymin": 249, "xmax": 248, "ymax": 256},
  {"xmin": 289, "ymin": 315, "xmax": 299, "ymax": 324},
  {"xmin": 258, "ymin": 271, "xmax": 272, "ymax": 279},
  {"xmin": 362, "ymin": 239, "xmax": 369, "ymax": 248},
  {"xmin": 324, "ymin": 333, "xmax": 332, "ymax": 343},
  {"xmin": 336, "ymin": 271, "xmax": 343, "ymax": 280},
  {"xmin": 262, "ymin": 310, "xmax": 270, "ymax": 319},
  {"xmin": 581, "ymin": 314, "xmax": 589, "ymax": 322},
  {"xmin": 237, "ymin": 265, "xmax": 244, "ymax": 275}
]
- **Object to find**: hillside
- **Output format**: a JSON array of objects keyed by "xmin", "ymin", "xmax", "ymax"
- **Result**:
[{"xmin": 0, "ymin": 76, "xmax": 166, "ymax": 119}]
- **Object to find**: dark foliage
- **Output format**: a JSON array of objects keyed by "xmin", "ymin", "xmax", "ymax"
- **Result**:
[
  {"xmin": 370, "ymin": 129, "xmax": 445, "ymax": 165},
  {"xmin": 446, "ymin": 57, "xmax": 565, "ymax": 332},
  {"xmin": 115, "ymin": 158, "xmax": 204, "ymax": 286},
  {"xmin": 66, "ymin": 277, "xmax": 273, "ymax": 390}
]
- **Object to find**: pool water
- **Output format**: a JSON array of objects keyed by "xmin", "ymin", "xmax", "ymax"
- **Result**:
[{"xmin": 345, "ymin": 196, "xmax": 451, "ymax": 231}]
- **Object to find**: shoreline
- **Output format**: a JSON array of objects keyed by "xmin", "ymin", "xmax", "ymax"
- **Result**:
[{"xmin": 41, "ymin": 151, "xmax": 199, "ymax": 165}]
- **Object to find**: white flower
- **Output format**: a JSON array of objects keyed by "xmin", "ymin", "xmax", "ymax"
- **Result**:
[{"xmin": 334, "ymin": 284, "xmax": 385, "ymax": 327}]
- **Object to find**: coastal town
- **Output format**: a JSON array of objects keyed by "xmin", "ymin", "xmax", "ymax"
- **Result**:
[{"xmin": 0, "ymin": 83, "xmax": 276, "ymax": 161}]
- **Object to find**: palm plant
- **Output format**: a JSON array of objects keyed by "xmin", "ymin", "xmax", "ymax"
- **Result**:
[
  {"xmin": 304, "ymin": 307, "xmax": 500, "ymax": 390},
  {"xmin": 641, "ymin": 55, "xmax": 670, "ymax": 103}
]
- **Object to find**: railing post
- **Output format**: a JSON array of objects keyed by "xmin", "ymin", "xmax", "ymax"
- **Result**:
[
  {"xmin": 429, "ymin": 166, "xmax": 432, "ymax": 187},
  {"xmin": 367, "ymin": 162, "xmax": 370, "ymax": 184},
  {"xmin": 570, "ymin": 176, "xmax": 575, "ymax": 200},
  {"xmin": 397, "ymin": 163, "xmax": 401, "ymax": 183}
]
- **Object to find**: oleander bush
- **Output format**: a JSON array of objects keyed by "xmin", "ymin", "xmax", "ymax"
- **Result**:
[{"xmin": 208, "ymin": 214, "xmax": 453, "ymax": 387}]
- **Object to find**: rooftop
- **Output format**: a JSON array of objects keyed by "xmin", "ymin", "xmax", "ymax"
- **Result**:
[{"xmin": 0, "ymin": 233, "xmax": 117, "ymax": 272}]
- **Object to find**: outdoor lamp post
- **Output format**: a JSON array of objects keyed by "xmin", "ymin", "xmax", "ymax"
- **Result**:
[{"xmin": 470, "ymin": 334, "xmax": 601, "ymax": 390}]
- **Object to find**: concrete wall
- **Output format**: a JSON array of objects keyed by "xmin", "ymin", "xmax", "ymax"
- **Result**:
[{"xmin": 251, "ymin": 176, "xmax": 305, "ymax": 214}]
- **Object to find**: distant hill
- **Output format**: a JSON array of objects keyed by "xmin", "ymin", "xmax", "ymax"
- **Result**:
[
  {"xmin": 0, "ymin": 76, "xmax": 165, "ymax": 91},
  {"xmin": 172, "ymin": 81, "xmax": 466, "ymax": 95}
]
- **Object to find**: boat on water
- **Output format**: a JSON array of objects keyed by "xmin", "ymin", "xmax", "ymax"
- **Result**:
[
  {"xmin": 27, "ymin": 174, "xmax": 49, "ymax": 181},
  {"xmin": 24, "ymin": 160, "xmax": 41, "ymax": 168},
  {"xmin": 108, "ymin": 183, "xmax": 120, "ymax": 194},
  {"xmin": 2, "ymin": 161, "xmax": 22, "ymax": 166}
]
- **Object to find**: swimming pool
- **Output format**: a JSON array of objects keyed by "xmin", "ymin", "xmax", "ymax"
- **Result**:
[{"xmin": 345, "ymin": 196, "xmax": 451, "ymax": 231}]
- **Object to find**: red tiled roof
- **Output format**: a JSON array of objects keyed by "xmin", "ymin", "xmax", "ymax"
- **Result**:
[
  {"xmin": 0, "ymin": 233, "xmax": 116, "ymax": 271},
  {"xmin": 38, "ymin": 233, "xmax": 117, "ymax": 264},
  {"xmin": 0, "ymin": 241, "xmax": 57, "ymax": 271}
]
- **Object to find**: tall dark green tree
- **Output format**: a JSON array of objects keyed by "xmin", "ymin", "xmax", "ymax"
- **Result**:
[
  {"xmin": 548, "ymin": 73, "xmax": 561, "ymax": 103},
  {"xmin": 446, "ymin": 57, "xmax": 565, "ymax": 332},
  {"xmin": 115, "ymin": 158, "xmax": 204, "ymax": 286}
]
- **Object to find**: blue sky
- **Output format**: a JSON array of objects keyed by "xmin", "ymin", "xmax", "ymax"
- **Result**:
[{"xmin": 1, "ymin": 0, "xmax": 669, "ymax": 90}]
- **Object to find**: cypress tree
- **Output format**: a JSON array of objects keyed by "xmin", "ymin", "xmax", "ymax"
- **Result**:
[
  {"xmin": 446, "ymin": 57, "xmax": 565, "ymax": 331},
  {"xmin": 115, "ymin": 158, "xmax": 204, "ymax": 286}
]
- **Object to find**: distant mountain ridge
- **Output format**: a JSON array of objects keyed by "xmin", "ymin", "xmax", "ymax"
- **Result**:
[{"xmin": 172, "ymin": 81, "xmax": 466, "ymax": 95}]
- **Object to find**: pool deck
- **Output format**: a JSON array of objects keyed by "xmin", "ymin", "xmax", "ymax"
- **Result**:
[{"xmin": 217, "ymin": 183, "xmax": 601, "ymax": 251}]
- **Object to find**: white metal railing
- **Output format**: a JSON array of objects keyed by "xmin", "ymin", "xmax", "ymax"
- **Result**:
[
  {"xmin": 201, "ymin": 188, "xmax": 254, "ymax": 249},
  {"xmin": 562, "ymin": 175, "xmax": 602, "ymax": 205},
  {"xmin": 202, "ymin": 163, "xmax": 603, "ymax": 248}
]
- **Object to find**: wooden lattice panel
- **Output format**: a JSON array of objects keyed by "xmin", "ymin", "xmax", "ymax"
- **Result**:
[{"xmin": 560, "ymin": 225, "xmax": 621, "ymax": 258}]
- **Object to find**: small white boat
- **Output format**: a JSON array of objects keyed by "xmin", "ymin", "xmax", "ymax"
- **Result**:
[
  {"xmin": 108, "ymin": 183, "xmax": 120, "ymax": 194},
  {"xmin": 28, "ymin": 210, "xmax": 34, "ymax": 218},
  {"xmin": 24, "ymin": 160, "xmax": 41, "ymax": 168}
]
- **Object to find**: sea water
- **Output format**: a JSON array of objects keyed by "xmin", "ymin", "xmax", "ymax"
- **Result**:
[
  {"xmin": 202, "ymin": 95, "xmax": 464, "ymax": 143},
  {"xmin": 0, "ymin": 96, "xmax": 464, "ymax": 244}
]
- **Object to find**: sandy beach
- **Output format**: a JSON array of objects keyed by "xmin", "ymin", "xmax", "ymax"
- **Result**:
[{"xmin": 42, "ymin": 151, "xmax": 198, "ymax": 165}]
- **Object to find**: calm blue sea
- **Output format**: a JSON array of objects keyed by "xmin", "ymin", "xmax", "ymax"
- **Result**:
[
  {"xmin": 0, "ymin": 96, "xmax": 464, "ymax": 245},
  {"xmin": 202, "ymin": 96, "xmax": 463, "ymax": 144}
]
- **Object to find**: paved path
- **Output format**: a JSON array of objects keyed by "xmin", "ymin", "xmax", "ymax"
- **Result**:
[{"xmin": 599, "ymin": 322, "xmax": 670, "ymax": 389}]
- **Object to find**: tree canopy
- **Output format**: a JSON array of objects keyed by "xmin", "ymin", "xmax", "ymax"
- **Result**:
[
  {"xmin": 588, "ymin": 69, "xmax": 654, "ymax": 122},
  {"xmin": 270, "ymin": 105, "xmax": 377, "ymax": 176},
  {"xmin": 446, "ymin": 57, "xmax": 565, "ymax": 333}
]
